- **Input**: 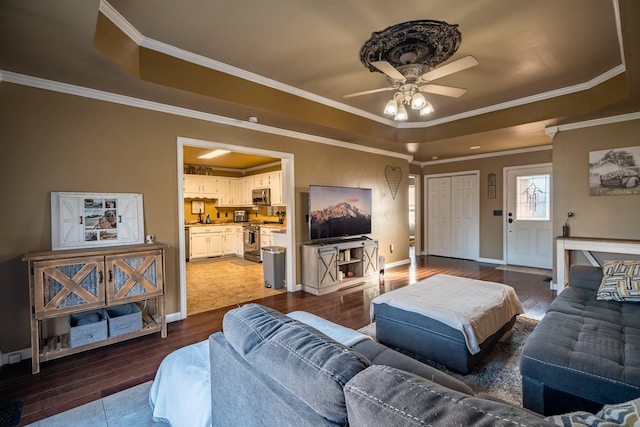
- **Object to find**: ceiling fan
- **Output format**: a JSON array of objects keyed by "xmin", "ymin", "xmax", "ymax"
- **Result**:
[
  {"xmin": 343, "ymin": 54, "xmax": 478, "ymax": 99},
  {"xmin": 346, "ymin": 19, "xmax": 478, "ymax": 120}
]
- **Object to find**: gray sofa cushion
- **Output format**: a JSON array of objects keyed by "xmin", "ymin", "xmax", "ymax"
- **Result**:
[
  {"xmin": 345, "ymin": 365, "xmax": 556, "ymax": 427},
  {"xmin": 221, "ymin": 304, "xmax": 369, "ymax": 424},
  {"xmin": 351, "ymin": 338, "xmax": 475, "ymax": 395},
  {"xmin": 521, "ymin": 265, "xmax": 640, "ymax": 414}
]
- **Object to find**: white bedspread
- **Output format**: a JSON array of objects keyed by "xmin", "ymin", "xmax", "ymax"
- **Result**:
[
  {"xmin": 370, "ymin": 274, "xmax": 524, "ymax": 354},
  {"xmin": 149, "ymin": 340, "xmax": 211, "ymax": 427}
]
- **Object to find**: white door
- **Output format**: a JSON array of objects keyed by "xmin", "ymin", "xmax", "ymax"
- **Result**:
[
  {"xmin": 427, "ymin": 174, "xmax": 478, "ymax": 260},
  {"xmin": 427, "ymin": 177, "xmax": 451, "ymax": 256},
  {"xmin": 451, "ymin": 175, "xmax": 476, "ymax": 260},
  {"xmin": 505, "ymin": 165, "xmax": 553, "ymax": 269}
]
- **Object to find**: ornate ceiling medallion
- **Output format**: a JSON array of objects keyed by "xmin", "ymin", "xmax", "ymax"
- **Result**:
[{"xmin": 359, "ymin": 19, "xmax": 461, "ymax": 73}]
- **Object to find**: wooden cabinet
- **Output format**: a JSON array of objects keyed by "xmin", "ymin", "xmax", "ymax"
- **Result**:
[
  {"xmin": 184, "ymin": 175, "xmax": 220, "ymax": 198},
  {"xmin": 188, "ymin": 225, "xmax": 242, "ymax": 259},
  {"xmin": 301, "ymin": 239, "xmax": 378, "ymax": 295},
  {"xmin": 221, "ymin": 226, "xmax": 238, "ymax": 255},
  {"xmin": 184, "ymin": 171, "xmax": 284, "ymax": 207},
  {"xmin": 23, "ymin": 243, "xmax": 167, "ymax": 374},
  {"xmin": 189, "ymin": 226, "xmax": 223, "ymax": 259}
]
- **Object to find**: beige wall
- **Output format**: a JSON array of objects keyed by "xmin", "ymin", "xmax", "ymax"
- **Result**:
[
  {"xmin": 421, "ymin": 149, "xmax": 553, "ymax": 260},
  {"xmin": 552, "ymin": 119, "xmax": 640, "ymax": 266},
  {"xmin": 0, "ymin": 83, "xmax": 409, "ymax": 353}
]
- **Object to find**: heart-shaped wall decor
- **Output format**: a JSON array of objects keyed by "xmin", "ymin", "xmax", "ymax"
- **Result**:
[{"xmin": 385, "ymin": 164, "xmax": 402, "ymax": 200}]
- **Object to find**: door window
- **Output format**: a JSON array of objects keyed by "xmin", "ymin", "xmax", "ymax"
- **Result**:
[{"xmin": 516, "ymin": 174, "xmax": 550, "ymax": 220}]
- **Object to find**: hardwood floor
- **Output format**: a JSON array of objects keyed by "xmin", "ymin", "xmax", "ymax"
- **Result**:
[{"xmin": 0, "ymin": 255, "xmax": 556, "ymax": 425}]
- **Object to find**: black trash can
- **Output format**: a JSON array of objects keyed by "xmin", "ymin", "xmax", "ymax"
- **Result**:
[{"xmin": 262, "ymin": 246, "xmax": 285, "ymax": 289}]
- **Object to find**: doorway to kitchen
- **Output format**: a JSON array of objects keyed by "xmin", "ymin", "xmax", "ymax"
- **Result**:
[{"xmin": 176, "ymin": 137, "xmax": 296, "ymax": 319}]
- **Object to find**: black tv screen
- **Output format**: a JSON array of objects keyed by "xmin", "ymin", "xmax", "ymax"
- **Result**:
[{"xmin": 309, "ymin": 185, "xmax": 372, "ymax": 241}]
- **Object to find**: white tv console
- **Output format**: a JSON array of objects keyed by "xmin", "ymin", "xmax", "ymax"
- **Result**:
[{"xmin": 301, "ymin": 237, "xmax": 378, "ymax": 295}]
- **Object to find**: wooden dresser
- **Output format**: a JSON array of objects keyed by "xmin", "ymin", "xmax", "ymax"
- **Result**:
[{"xmin": 23, "ymin": 243, "xmax": 167, "ymax": 374}]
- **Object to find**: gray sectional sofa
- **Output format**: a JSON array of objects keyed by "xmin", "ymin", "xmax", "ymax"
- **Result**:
[
  {"xmin": 209, "ymin": 303, "xmax": 555, "ymax": 426},
  {"xmin": 521, "ymin": 265, "xmax": 640, "ymax": 415}
]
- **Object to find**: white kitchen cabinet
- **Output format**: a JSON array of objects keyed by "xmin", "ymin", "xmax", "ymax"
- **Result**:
[
  {"xmin": 51, "ymin": 192, "xmax": 144, "ymax": 250},
  {"xmin": 221, "ymin": 226, "xmax": 237, "ymax": 255},
  {"xmin": 269, "ymin": 171, "xmax": 283, "ymax": 205},
  {"xmin": 215, "ymin": 177, "xmax": 230, "ymax": 206},
  {"xmin": 253, "ymin": 173, "xmax": 269, "ymax": 189},
  {"xmin": 189, "ymin": 226, "xmax": 223, "ymax": 259},
  {"xmin": 234, "ymin": 227, "xmax": 244, "ymax": 256},
  {"xmin": 184, "ymin": 175, "xmax": 219, "ymax": 199}
]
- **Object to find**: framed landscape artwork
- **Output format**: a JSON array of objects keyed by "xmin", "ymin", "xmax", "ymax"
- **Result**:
[{"xmin": 589, "ymin": 145, "xmax": 640, "ymax": 196}]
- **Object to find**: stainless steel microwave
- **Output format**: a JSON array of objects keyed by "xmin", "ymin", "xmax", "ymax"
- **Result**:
[{"xmin": 252, "ymin": 188, "xmax": 271, "ymax": 205}]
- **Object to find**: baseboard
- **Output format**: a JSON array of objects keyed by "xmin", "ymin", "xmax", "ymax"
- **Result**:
[
  {"xmin": 2, "ymin": 348, "xmax": 32, "ymax": 364},
  {"xmin": 386, "ymin": 258, "xmax": 410, "ymax": 268},
  {"xmin": 166, "ymin": 312, "xmax": 183, "ymax": 323},
  {"xmin": 478, "ymin": 257, "xmax": 503, "ymax": 264}
]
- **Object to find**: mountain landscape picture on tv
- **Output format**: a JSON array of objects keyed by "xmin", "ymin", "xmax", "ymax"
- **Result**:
[{"xmin": 309, "ymin": 185, "xmax": 372, "ymax": 241}]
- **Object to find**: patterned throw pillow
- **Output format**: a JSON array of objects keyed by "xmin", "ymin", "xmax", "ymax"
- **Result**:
[
  {"xmin": 546, "ymin": 397, "xmax": 640, "ymax": 426},
  {"xmin": 596, "ymin": 260, "xmax": 640, "ymax": 302}
]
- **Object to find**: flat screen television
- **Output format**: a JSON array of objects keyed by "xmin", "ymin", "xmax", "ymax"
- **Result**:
[{"xmin": 309, "ymin": 185, "xmax": 372, "ymax": 241}]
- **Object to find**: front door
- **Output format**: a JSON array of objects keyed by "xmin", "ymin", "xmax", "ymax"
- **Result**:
[{"xmin": 505, "ymin": 165, "xmax": 553, "ymax": 269}]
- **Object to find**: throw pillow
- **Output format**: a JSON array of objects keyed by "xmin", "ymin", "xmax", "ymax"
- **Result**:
[
  {"xmin": 545, "ymin": 397, "xmax": 640, "ymax": 426},
  {"xmin": 596, "ymin": 260, "xmax": 640, "ymax": 302}
]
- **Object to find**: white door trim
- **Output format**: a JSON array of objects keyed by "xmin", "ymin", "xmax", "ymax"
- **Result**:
[
  {"xmin": 176, "ymin": 136, "xmax": 296, "ymax": 320},
  {"xmin": 502, "ymin": 163, "xmax": 553, "ymax": 268}
]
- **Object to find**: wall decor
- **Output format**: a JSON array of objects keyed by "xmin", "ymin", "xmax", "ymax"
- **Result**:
[
  {"xmin": 488, "ymin": 173, "xmax": 497, "ymax": 198},
  {"xmin": 51, "ymin": 192, "xmax": 144, "ymax": 250},
  {"xmin": 589, "ymin": 145, "xmax": 640, "ymax": 196},
  {"xmin": 385, "ymin": 164, "xmax": 402, "ymax": 200}
]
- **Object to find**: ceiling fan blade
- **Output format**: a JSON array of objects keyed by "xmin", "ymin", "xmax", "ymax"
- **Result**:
[
  {"xmin": 419, "ymin": 84, "xmax": 467, "ymax": 98},
  {"xmin": 420, "ymin": 55, "xmax": 478, "ymax": 82},
  {"xmin": 371, "ymin": 61, "xmax": 406, "ymax": 82},
  {"xmin": 343, "ymin": 86, "xmax": 395, "ymax": 98}
]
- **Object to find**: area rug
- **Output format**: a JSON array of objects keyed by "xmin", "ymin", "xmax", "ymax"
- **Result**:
[{"xmin": 358, "ymin": 316, "xmax": 539, "ymax": 407}]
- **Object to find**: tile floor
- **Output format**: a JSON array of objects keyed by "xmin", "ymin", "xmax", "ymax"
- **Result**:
[{"xmin": 25, "ymin": 381, "xmax": 159, "ymax": 427}]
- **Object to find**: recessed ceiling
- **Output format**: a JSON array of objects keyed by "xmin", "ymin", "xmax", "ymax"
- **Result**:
[
  {"xmin": 183, "ymin": 146, "xmax": 280, "ymax": 170},
  {"xmin": 1, "ymin": 0, "xmax": 637, "ymax": 163}
]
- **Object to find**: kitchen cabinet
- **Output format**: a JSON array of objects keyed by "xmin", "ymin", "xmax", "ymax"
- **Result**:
[
  {"xmin": 268, "ymin": 171, "xmax": 283, "ymax": 205},
  {"xmin": 189, "ymin": 226, "xmax": 223, "ymax": 259},
  {"xmin": 301, "ymin": 239, "xmax": 378, "ymax": 295},
  {"xmin": 218, "ymin": 178, "xmax": 250, "ymax": 207},
  {"xmin": 184, "ymin": 175, "xmax": 220, "ymax": 198},
  {"xmin": 23, "ymin": 243, "xmax": 167, "ymax": 374},
  {"xmin": 221, "ymin": 226, "xmax": 238, "ymax": 255},
  {"xmin": 215, "ymin": 177, "xmax": 230, "ymax": 206},
  {"xmin": 184, "ymin": 171, "xmax": 284, "ymax": 207},
  {"xmin": 188, "ymin": 225, "xmax": 243, "ymax": 259},
  {"xmin": 234, "ymin": 227, "xmax": 244, "ymax": 256}
]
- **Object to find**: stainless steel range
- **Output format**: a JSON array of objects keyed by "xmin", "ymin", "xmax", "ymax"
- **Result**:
[{"xmin": 243, "ymin": 224, "xmax": 261, "ymax": 263}]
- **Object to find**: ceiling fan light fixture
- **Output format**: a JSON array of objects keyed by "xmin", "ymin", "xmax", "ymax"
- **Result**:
[
  {"xmin": 411, "ymin": 92, "xmax": 427, "ymax": 109},
  {"xmin": 395, "ymin": 104, "xmax": 408, "ymax": 121},
  {"xmin": 384, "ymin": 99, "xmax": 398, "ymax": 116},
  {"xmin": 419, "ymin": 101, "xmax": 434, "ymax": 116}
]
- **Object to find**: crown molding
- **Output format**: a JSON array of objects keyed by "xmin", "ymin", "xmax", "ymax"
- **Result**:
[
  {"xmin": 99, "ymin": 0, "xmax": 626, "ymax": 132},
  {"xmin": 546, "ymin": 111, "xmax": 640, "ymax": 136},
  {"xmin": 420, "ymin": 145, "xmax": 553, "ymax": 166},
  {"xmin": 98, "ymin": 0, "xmax": 390, "ymax": 127},
  {"xmin": 0, "ymin": 70, "xmax": 413, "ymax": 162},
  {"xmin": 400, "ymin": 65, "xmax": 626, "ymax": 130}
]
